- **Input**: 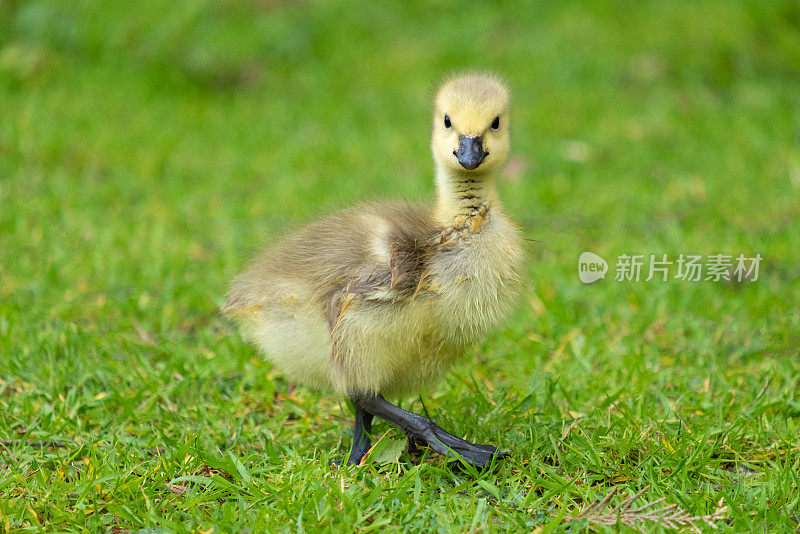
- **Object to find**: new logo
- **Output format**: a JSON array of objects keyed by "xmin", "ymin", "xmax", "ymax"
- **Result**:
[{"xmin": 578, "ymin": 252, "xmax": 608, "ymax": 284}]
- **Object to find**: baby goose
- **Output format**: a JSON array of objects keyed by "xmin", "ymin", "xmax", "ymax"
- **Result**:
[{"xmin": 224, "ymin": 73, "xmax": 524, "ymax": 467}]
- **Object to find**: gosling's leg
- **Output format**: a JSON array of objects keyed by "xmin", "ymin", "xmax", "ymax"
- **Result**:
[
  {"xmin": 346, "ymin": 404, "xmax": 374, "ymax": 466},
  {"xmin": 351, "ymin": 393, "xmax": 508, "ymax": 468}
]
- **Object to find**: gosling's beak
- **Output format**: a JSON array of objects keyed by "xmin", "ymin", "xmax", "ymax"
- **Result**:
[{"xmin": 454, "ymin": 136, "xmax": 488, "ymax": 170}]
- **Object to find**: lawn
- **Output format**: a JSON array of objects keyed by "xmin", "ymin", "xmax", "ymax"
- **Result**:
[{"xmin": 1, "ymin": 0, "xmax": 799, "ymax": 532}]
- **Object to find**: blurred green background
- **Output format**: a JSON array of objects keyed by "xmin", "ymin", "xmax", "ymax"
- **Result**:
[{"xmin": 1, "ymin": 0, "xmax": 799, "ymax": 532}]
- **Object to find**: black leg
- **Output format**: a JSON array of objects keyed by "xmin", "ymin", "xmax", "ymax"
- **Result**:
[
  {"xmin": 346, "ymin": 403, "xmax": 374, "ymax": 466},
  {"xmin": 351, "ymin": 393, "xmax": 509, "ymax": 468}
]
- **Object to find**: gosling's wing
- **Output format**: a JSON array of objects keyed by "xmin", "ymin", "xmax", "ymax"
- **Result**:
[
  {"xmin": 347, "ymin": 239, "xmax": 434, "ymax": 301},
  {"xmin": 224, "ymin": 201, "xmax": 437, "ymax": 318},
  {"xmin": 356, "ymin": 199, "xmax": 441, "ymax": 297},
  {"xmin": 320, "ymin": 202, "xmax": 439, "ymax": 331}
]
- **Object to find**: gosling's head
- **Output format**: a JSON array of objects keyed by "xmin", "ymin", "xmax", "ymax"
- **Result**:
[{"xmin": 431, "ymin": 73, "xmax": 511, "ymax": 175}]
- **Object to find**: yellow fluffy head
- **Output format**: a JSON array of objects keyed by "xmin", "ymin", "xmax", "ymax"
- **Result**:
[{"xmin": 431, "ymin": 73, "xmax": 511, "ymax": 175}]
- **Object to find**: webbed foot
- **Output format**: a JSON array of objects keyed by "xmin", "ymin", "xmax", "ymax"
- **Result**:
[{"xmin": 353, "ymin": 393, "xmax": 508, "ymax": 469}]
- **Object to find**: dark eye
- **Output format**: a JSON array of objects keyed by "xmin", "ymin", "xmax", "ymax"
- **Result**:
[
  {"xmin": 491, "ymin": 116, "xmax": 500, "ymax": 129},
  {"xmin": 444, "ymin": 115, "xmax": 451, "ymax": 129}
]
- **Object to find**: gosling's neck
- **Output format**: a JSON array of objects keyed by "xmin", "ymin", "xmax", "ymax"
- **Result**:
[{"xmin": 433, "ymin": 161, "xmax": 500, "ymax": 227}]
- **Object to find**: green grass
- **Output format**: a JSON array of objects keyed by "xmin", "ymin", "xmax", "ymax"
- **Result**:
[{"xmin": 1, "ymin": 0, "xmax": 799, "ymax": 532}]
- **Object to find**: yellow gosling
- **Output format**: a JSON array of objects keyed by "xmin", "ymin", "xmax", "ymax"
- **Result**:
[{"xmin": 224, "ymin": 73, "xmax": 524, "ymax": 467}]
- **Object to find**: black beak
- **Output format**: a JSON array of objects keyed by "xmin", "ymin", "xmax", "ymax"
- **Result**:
[{"xmin": 454, "ymin": 136, "xmax": 488, "ymax": 170}]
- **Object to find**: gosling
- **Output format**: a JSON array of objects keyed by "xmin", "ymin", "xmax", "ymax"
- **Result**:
[{"xmin": 224, "ymin": 73, "xmax": 524, "ymax": 467}]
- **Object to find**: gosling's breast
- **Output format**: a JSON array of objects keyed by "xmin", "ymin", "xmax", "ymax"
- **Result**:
[{"xmin": 428, "ymin": 211, "xmax": 524, "ymax": 343}]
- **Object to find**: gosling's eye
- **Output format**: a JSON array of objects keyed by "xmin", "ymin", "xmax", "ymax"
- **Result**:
[
  {"xmin": 444, "ymin": 115, "xmax": 452, "ymax": 129},
  {"xmin": 491, "ymin": 116, "xmax": 500, "ymax": 130}
]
